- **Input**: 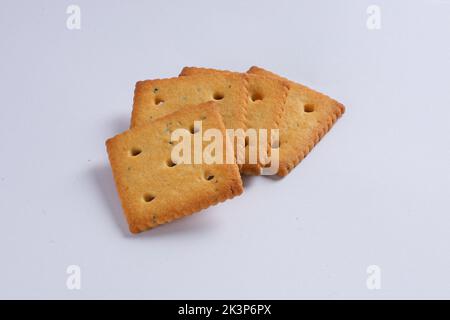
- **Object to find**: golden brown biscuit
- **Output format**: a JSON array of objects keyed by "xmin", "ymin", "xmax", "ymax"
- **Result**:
[
  {"xmin": 131, "ymin": 73, "xmax": 248, "ymax": 132},
  {"xmin": 180, "ymin": 67, "xmax": 289, "ymax": 175},
  {"xmin": 247, "ymin": 66, "xmax": 345, "ymax": 176},
  {"xmin": 107, "ymin": 102, "xmax": 243, "ymax": 233}
]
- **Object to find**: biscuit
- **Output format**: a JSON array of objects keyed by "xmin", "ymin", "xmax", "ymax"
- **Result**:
[
  {"xmin": 131, "ymin": 73, "xmax": 248, "ymax": 132},
  {"xmin": 247, "ymin": 66, "xmax": 345, "ymax": 176},
  {"xmin": 107, "ymin": 102, "xmax": 244, "ymax": 233},
  {"xmin": 180, "ymin": 67, "xmax": 289, "ymax": 175}
]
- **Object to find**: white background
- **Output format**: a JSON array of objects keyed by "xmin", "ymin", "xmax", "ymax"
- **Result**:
[{"xmin": 1, "ymin": 0, "xmax": 449, "ymax": 299}]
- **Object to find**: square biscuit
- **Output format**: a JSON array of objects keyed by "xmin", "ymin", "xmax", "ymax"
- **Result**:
[
  {"xmin": 107, "ymin": 102, "xmax": 244, "ymax": 233},
  {"xmin": 247, "ymin": 66, "xmax": 345, "ymax": 176},
  {"xmin": 131, "ymin": 73, "xmax": 248, "ymax": 132},
  {"xmin": 180, "ymin": 67, "xmax": 289, "ymax": 175}
]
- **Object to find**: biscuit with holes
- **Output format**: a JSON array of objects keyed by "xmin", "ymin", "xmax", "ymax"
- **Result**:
[
  {"xmin": 247, "ymin": 66, "xmax": 345, "ymax": 176},
  {"xmin": 131, "ymin": 73, "xmax": 248, "ymax": 132},
  {"xmin": 107, "ymin": 102, "xmax": 243, "ymax": 234},
  {"xmin": 180, "ymin": 67, "xmax": 289, "ymax": 175}
]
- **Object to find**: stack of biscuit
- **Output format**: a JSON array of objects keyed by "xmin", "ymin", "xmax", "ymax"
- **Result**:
[{"xmin": 106, "ymin": 66, "xmax": 345, "ymax": 233}]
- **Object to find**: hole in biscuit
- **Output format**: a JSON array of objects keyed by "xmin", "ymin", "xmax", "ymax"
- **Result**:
[
  {"xmin": 130, "ymin": 148, "xmax": 142, "ymax": 156},
  {"xmin": 143, "ymin": 193, "xmax": 155, "ymax": 203},
  {"xmin": 304, "ymin": 104, "xmax": 314, "ymax": 113},
  {"xmin": 251, "ymin": 92, "xmax": 263, "ymax": 102},
  {"xmin": 190, "ymin": 124, "xmax": 199, "ymax": 134},
  {"xmin": 205, "ymin": 173, "xmax": 215, "ymax": 181},
  {"xmin": 167, "ymin": 159, "xmax": 177, "ymax": 167},
  {"xmin": 155, "ymin": 97, "xmax": 165, "ymax": 106},
  {"xmin": 213, "ymin": 92, "xmax": 224, "ymax": 100}
]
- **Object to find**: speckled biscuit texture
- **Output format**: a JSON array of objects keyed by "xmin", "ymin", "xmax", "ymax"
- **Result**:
[
  {"xmin": 247, "ymin": 66, "xmax": 345, "ymax": 176},
  {"xmin": 131, "ymin": 73, "xmax": 248, "ymax": 132},
  {"xmin": 107, "ymin": 102, "xmax": 243, "ymax": 233}
]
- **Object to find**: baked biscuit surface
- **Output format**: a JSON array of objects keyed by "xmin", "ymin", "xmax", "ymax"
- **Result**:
[
  {"xmin": 180, "ymin": 67, "xmax": 288, "ymax": 131},
  {"xmin": 107, "ymin": 102, "xmax": 243, "ymax": 233},
  {"xmin": 247, "ymin": 66, "xmax": 345, "ymax": 176},
  {"xmin": 180, "ymin": 67, "xmax": 289, "ymax": 175},
  {"xmin": 131, "ymin": 73, "xmax": 248, "ymax": 132}
]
